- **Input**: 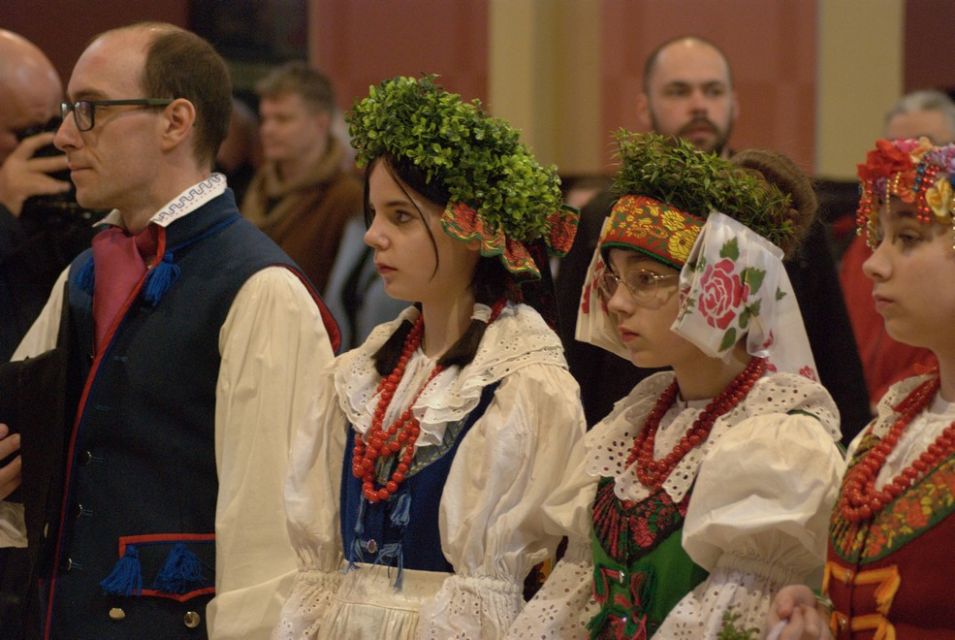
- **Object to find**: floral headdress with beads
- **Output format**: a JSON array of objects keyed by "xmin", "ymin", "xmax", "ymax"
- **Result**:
[
  {"xmin": 856, "ymin": 137, "xmax": 955, "ymax": 244},
  {"xmin": 577, "ymin": 131, "xmax": 818, "ymax": 378},
  {"xmin": 347, "ymin": 75, "xmax": 578, "ymax": 280}
]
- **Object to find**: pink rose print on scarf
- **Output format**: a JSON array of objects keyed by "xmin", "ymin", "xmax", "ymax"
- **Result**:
[{"xmin": 697, "ymin": 258, "xmax": 749, "ymax": 330}]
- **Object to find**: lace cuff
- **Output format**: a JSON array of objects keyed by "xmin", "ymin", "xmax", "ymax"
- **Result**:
[
  {"xmin": 655, "ymin": 560, "xmax": 788, "ymax": 638},
  {"xmin": 270, "ymin": 568, "xmax": 342, "ymax": 640},
  {"xmin": 417, "ymin": 574, "xmax": 524, "ymax": 640}
]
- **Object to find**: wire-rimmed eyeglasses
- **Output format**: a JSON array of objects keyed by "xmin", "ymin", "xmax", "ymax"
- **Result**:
[
  {"xmin": 60, "ymin": 99, "xmax": 174, "ymax": 132},
  {"xmin": 597, "ymin": 267, "xmax": 679, "ymax": 309}
]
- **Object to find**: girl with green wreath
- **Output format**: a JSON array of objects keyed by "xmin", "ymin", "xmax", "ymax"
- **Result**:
[
  {"xmin": 272, "ymin": 76, "xmax": 585, "ymax": 639},
  {"xmin": 507, "ymin": 133, "xmax": 843, "ymax": 639}
]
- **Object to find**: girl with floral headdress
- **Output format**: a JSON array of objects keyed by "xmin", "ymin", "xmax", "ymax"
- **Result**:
[
  {"xmin": 507, "ymin": 132, "xmax": 844, "ymax": 639},
  {"xmin": 770, "ymin": 138, "xmax": 955, "ymax": 639},
  {"xmin": 271, "ymin": 76, "xmax": 584, "ymax": 640}
]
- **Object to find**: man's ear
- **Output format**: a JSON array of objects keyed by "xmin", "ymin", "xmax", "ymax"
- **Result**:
[
  {"xmin": 637, "ymin": 92, "xmax": 651, "ymax": 129},
  {"xmin": 159, "ymin": 98, "xmax": 197, "ymax": 152}
]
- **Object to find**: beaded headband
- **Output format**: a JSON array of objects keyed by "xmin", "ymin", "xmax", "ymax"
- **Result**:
[
  {"xmin": 347, "ymin": 75, "xmax": 578, "ymax": 280},
  {"xmin": 856, "ymin": 137, "xmax": 955, "ymax": 246}
]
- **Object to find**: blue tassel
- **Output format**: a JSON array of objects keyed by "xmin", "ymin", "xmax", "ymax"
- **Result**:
[
  {"xmin": 390, "ymin": 492, "xmax": 411, "ymax": 528},
  {"xmin": 143, "ymin": 253, "xmax": 181, "ymax": 307},
  {"xmin": 152, "ymin": 542, "xmax": 205, "ymax": 594},
  {"xmin": 346, "ymin": 498, "xmax": 368, "ymax": 570},
  {"xmin": 377, "ymin": 542, "xmax": 405, "ymax": 591},
  {"xmin": 75, "ymin": 256, "xmax": 95, "ymax": 295},
  {"xmin": 99, "ymin": 545, "xmax": 143, "ymax": 596}
]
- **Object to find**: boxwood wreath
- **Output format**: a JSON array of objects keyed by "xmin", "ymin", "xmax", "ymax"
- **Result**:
[
  {"xmin": 347, "ymin": 75, "xmax": 572, "ymax": 280},
  {"xmin": 612, "ymin": 131, "xmax": 797, "ymax": 250}
]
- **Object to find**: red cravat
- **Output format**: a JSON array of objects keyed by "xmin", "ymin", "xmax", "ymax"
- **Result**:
[{"xmin": 91, "ymin": 225, "xmax": 159, "ymax": 353}]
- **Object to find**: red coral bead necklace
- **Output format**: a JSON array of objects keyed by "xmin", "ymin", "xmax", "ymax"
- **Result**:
[
  {"xmin": 626, "ymin": 356, "xmax": 767, "ymax": 489},
  {"xmin": 839, "ymin": 376, "xmax": 955, "ymax": 522},
  {"xmin": 352, "ymin": 299, "xmax": 506, "ymax": 503}
]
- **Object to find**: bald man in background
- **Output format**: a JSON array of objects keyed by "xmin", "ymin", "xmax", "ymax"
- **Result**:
[{"xmin": 0, "ymin": 29, "xmax": 100, "ymax": 362}]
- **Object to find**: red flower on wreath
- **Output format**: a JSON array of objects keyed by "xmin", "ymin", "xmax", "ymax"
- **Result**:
[
  {"xmin": 857, "ymin": 139, "xmax": 914, "ymax": 182},
  {"xmin": 698, "ymin": 258, "xmax": 748, "ymax": 330}
]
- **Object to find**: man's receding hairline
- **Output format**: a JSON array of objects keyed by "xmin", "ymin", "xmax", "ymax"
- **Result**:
[{"xmin": 642, "ymin": 35, "xmax": 732, "ymax": 92}]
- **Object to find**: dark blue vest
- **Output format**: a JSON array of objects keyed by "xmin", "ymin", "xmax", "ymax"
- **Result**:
[
  {"xmin": 340, "ymin": 382, "xmax": 498, "ymax": 577},
  {"xmin": 42, "ymin": 191, "xmax": 309, "ymax": 640}
]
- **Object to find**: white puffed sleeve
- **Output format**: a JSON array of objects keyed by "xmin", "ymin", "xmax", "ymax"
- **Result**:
[
  {"xmin": 271, "ymin": 365, "xmax": 349, "ymax": 640},
  {"xmin": 208, "ymin": 267, "xmax": 335, "ymax": 640},
  {"xmin": 655, "ymin": 412, "xmax": 845, "ymax": 637},
  {"xmin": 416, "ymin": 364, "xmax": 586, "ymax": 640},
  {"xmin": 503, "ymin": 425, "xmax": 602, "ymax": 640}
]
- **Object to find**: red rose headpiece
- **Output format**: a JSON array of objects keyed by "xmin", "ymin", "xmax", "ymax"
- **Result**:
[{"xmin": 856, "ymin": 137, "xmax": 955, "ymax": 244}]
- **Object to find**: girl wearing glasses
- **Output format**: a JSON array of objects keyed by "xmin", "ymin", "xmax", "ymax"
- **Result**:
[
  {"xmin": 508, "ymin": 132, "xmax": 843, "ymax": 639},
  {"xmin": 272, "ymin": 76, "xmax": 584, "ymax": 639}
]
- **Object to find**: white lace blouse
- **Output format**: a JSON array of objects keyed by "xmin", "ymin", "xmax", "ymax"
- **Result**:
[
  {"xmin": 275, "ymin": 302, "xmax": 586, "ymax": 639},
  {"xmin": 506, "ymin": 371, "xmax": 845, "ymax": 639}
]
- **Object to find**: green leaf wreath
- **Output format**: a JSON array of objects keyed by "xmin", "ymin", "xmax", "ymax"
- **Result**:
[
  {"xmin": 612, "ymin": 131, "xmax": 798, "ymax": 251},
  {"xmin": 346, "ymin": 75, "xmax": 563, "ymax": 244}
]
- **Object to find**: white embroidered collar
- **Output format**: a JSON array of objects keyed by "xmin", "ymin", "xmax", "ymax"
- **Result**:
[
  {"xmin": 96, "ymin": 173, "xmax": 228, "ymax": 229},
  {"xmin": 584, "ymin": 370, "xmax": 840, "ymax": 504},
  {"xmin": 334, "ymin": 302, "xmax": 567, "ymax": 450}
]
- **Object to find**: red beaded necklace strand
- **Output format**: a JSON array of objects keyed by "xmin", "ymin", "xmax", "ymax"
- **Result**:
[
  {"xmin": 839, "ymin": 376, "xmax": 955, "ymax": 523},
  {"xmin": 352, "ymin": 300, "xmax": 506, "ymax": 504},
  {"xmin": 626, "ymin": 357, "xmax": 768, "ymax": 489}
]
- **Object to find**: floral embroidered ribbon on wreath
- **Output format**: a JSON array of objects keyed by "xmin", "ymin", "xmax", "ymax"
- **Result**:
[
  {"xmin": 441, "ymin": 201, "xmax": 579, "ymax": 280},
  {"xmin": 673, "ymin": 212, "xmax": 817, "ymax": 378}
]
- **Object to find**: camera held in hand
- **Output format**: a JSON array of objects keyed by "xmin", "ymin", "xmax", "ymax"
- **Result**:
[
  {"xmin": 13, "ymin": 117, "xmax": 102, "ymax": 230},
  {"xmin": 15, "ymin": 117, "xmax": 91, "ymax": 220}
]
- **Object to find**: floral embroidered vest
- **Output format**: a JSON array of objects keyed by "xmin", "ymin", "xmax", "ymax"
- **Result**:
[
  {"xmin": 825, "ymin": 432, "xmax": 955, "ymax": 639},
  {"xmin": 588, "ymin": 476, "xmax": 707, "ymax": 639}
]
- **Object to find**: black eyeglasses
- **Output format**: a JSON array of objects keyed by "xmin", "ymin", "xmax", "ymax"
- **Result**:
[
  {"xmin": 597, "ymin": 267, "xmax": 679, "ymax": 309},
  {"xmin": 60, "ymin": 99, "xmax": 174, "ymax": 132}
]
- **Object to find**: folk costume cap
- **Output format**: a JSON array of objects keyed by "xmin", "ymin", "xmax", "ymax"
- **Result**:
[
  {"xmin": 577, "ymin": 131, "xmax": 819, "ymax": 378},
  {"xmin": 856, "ymin": 137, "xmax": 955, "ymax": 247},
  {"xmin": 347, "ymin": 75, "xmax": 578, "ymax": 280}
]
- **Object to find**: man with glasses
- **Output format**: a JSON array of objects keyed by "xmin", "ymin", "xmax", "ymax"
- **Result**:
[{"xmin": 0, "ymin": 22, "xmax": 338, "ymax": 639}]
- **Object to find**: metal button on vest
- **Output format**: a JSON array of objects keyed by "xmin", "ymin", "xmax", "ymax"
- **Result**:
[
  {"xmin": 108, "ymin": 607, "xmax": 125, "ymax": 621},
  {"xmin": 65, "ymin": 557, "xmax": 73, "ymax": 572},
  {"xmin": 365, "ymin": 538, "xmax": 378, "ymax": 554},
  {"xmin": 79, "ymin": 450, "xmax": 93, "ymax": 465},
  {"xmin": 183, "ymin": 610, "xmax": 201, "ymax": 629}
]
